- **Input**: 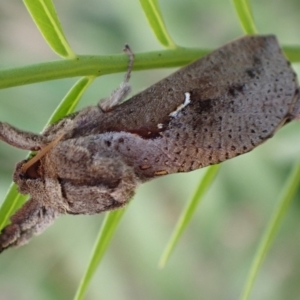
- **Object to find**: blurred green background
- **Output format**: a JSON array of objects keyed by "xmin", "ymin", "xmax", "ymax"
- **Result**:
[{"xmin": 0, "ymin": 0, "xmax": 300, "ymax": 299}]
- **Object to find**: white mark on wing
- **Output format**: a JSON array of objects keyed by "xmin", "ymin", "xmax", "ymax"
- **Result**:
[
  {"xmin": 169, "ymin": 92, "xmax": 191, "ymax": 117},
  {"xmin": 157, "ymin": 123, "xmax": 164, "ymax": 129}
]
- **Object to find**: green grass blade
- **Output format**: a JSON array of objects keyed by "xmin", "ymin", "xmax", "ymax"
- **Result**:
[
  {"xmin": 0, "ymin": 77, "xmax": 94, "ymax": 230},
  {"xmin": 159, "ymin": 164, "xmax": 220, "ymax": 268},
  {"xmin": 139, "ymin": 0, "xmax": 177, "ymax": 48},
  {"xmin": 23, "ymin": 0, "xmax": 76, "ymax": 58},
  {"xmin": 0, "ymin": 184, "xmax": 27, "ymax": 230},
  {"xmin": 74, "ymin": 208, "xmax": 126, "ymax": 300},
  {"xmin": 232, "ymin": 0, "xmax": 257, "ymax": 34},
  {"xmin": 49, "ymin": 76, "xmax": 95, "ymax": 124},
  {"xmin": 240, "ymin": 160, "xmax": 300, "ymax": 300}
]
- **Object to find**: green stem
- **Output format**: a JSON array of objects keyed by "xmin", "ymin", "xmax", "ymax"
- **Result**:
[
  {"xmin": 0, "ymin": 48, "xmax": 208, "ymax": 89},
  {"xmin": 0, "ymin": 45, "xmax": 299, "ymax": 90}
]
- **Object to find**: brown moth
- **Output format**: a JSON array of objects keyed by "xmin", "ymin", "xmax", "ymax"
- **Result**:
[{"xmin": 0, "ymin": 35, "xmax": 299, "ymax": 252}]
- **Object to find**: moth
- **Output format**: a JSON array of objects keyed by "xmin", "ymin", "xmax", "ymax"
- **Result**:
[{"xmin": 0, "ymin": 35, "xmax": 299, "ymax": 253}]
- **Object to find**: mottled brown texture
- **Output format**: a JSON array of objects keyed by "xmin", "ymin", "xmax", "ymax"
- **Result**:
[{"xmin": 0, "ymin": 35, "xmax": 299, "ymax": 252}]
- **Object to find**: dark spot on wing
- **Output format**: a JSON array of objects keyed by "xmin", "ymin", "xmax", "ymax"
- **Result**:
[
  {"xmin": 189, "ymin": 90, "xmax": 215, "ymax": 113},
  {"xmin": 252, "ymin": 56, "xmax": 262, "ymax": 66},
  {"xmin": 228, "ymin": 84, "xmax": 245, "ymax": 97},
  {"xmin": 245, "ymin": 69, "xmax": 255, "ymax": 78}
]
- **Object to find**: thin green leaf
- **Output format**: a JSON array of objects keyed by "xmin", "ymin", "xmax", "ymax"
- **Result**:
[
  {"xmin": 0, "ymin": 184, "xmax": 27, "ymax": 230},
  {"xmin": 74, "ymin": 208, "xmax": 126, "ymax": 300},
  {"xmin": 23, "ymin": 0, "xmax": 76, "ymax": 58},
  {"xmin": 159, "ymin": 165, "xmax": 220, "ymax": 268},
  {"xmin": 0, "ymin": 77, "xmax": 94, "ymax": 230},
  {"xmin": 240, "ymin": 160, "xmax": 300, "ymax": 300},
  {"xmin": 232, "ymin": 0, "xmax": 258, "ymax": 34},
  {"xmin": 139, "ymin": 0, "xmax": 177, "ymax": 48},
  {"xmin": 50, "ymin": 76, "xmax": 95, "ymax": 124}
]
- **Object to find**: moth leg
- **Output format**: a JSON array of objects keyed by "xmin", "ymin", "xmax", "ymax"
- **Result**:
[
  {"xmin": 0, "ymin": 122, "xmax": 44, "ymax": 151},
  {"xmin": 99, "ymin": 44, "xmax": 134, "ymax": 111},
  {"xmin": 0, "ymin": 198, "xmax": 59, "ymax": 253}
]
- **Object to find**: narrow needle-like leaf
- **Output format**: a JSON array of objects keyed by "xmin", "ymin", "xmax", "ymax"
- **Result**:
[
  {"xmin": 0, "ymin": 185, "xmax": 27, "ymax": 230},
  {"xmin": 240, "ymin": 160, "xmax": 300, "ymax": 300},
  {"xmin": 232, "ymin": 0, "xmax": 258, "ymax": 34},
  {"xmin": 74, "ymin": 208, "xmax": 126, "ymax": 300},
  {"xmin": 23, "ymin": 0, "xmax": 76, "ymax": 58},
  {"xmin": 49, "ymin": 76, "xmax": 95, "ymax": 123},
  {"xmin": 139, "ymin": 0, "xmax": 177, "ymax": 48},
  {"xmin": 159, "ymin": 165, "xmax": 220, "ymax": 268}
]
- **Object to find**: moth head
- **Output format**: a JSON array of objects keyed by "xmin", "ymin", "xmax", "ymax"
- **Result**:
[{"xmin": 13, "ymin": 158, "xmax": 47, "ymax": 198}]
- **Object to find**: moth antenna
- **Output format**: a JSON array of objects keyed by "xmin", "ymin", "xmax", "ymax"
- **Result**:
[
  {"xmin": 20, "ymin": 133, "xmax": 65, "ymax": 174},
  {"xmin": 0, "ymin": 122, "xmax": 43, "ymax": 151}
]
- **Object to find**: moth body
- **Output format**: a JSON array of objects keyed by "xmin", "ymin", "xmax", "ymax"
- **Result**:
[{"xmin": 0, "ymin": 35, "xmax": 299, "ymax": 252}]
